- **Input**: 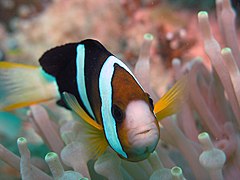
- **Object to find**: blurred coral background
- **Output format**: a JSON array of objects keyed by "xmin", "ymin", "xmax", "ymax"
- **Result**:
[{"xmin": 0, "ymin": 0, "xmax": 240, "ymax": 179}]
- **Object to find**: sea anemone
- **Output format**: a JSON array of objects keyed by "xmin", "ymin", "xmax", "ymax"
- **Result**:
[{"xmin": 0, "ymin": 0, "xmax": 240, "ymax": 179}]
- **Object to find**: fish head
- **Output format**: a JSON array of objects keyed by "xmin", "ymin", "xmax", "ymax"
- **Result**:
[
  {"xmin": 102, "ymin": 59, "xmax": 160, "ymax": 162},
  {"xmin": 114, "ymin": 97, "xmax": 160, "ymax": 162}
]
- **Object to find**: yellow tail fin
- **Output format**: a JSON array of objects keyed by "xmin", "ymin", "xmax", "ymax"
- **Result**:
[
  {"xmin": 0, "ymin": 62, "xmax": 60, "ymax": 111},
  {"xmin": 154, "ymin": 75, "xmax": 188, "ymax": 121}
]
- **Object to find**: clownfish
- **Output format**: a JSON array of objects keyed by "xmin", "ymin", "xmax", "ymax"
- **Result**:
[{"xmin": 0, "ymin": 39, "xmax": 186, "ymax": 162}]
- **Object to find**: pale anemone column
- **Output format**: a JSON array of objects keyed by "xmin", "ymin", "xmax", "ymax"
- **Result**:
[
  {"xmin": 17, "ymin": 137, "xmax": 52, "ymax": 179},
  {"xmin": 94, "ymin": 150, "xmax": 131, "ymax": 180},
  {"xmin": 147, "ymin": 151, "xmax": 164, "ymax": 171},
  {"xmin": 148, "ymin": 151, "xmax": 172, "ymax": 180},
  {"xmin": 134, "ymin": 33, "xmax": 158, "ymax": 102},
  {"xmin": 198, "ymin": 11, "xmax": 240, "ymax": 125},
  {"xmin": 60, "ymin": 121, "xmax": 91, "ymax": 178},
  {"xmin": 45, "ymin": 152, "xmax": 84, "ymax": 179},
  {"xmin": 198, "ymin": 132, "xmax": 226, "ymax": 180},
  {"xmin": 17, "ymin": 137, "xmax": 34, "ymax": 180},
  {"xmin": 221, "ymin": 47, "xmax": 240, "ymax": 108}
]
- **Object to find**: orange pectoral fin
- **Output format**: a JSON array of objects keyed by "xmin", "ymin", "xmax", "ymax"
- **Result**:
[{"xmin": 154, "ymin": 75, "xmax": 188, "ymax": 121}]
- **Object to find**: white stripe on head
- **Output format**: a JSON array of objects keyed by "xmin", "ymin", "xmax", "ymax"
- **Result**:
[
  {"xmin": 99, "ymin": 55, "xmax": 143, "ymax": 158},
  {"xmin": 76, "ymin": 44, "xmax": 96, "ymax": 119}
]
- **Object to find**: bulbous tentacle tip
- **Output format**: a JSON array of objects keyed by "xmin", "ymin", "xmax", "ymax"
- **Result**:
[
  {"xmin": 17, "ymin": 137, "xmax": 27, "ymax": 144},
  {"xmin": 198, "ymin": 132, "xmax": 214, "ymax": 150},
  {"xmin": 221, "ymin": 47, "xmax": 232, "ymax": 55},
  {"xmin": 171, "ymin": 166, "xmax": 186, "ymax": 180},
  {"xmin": 144, "ymin": 33, "xmax": 154, "ymax": 41},
  {"xmin": 45, "ymin": 152, "xmax": 65, "ymax": 178},
  {"xmin": 45, "ymin": 152, "xmax": 58, "ymax": 162},
  {"xmin": 17, "ymin": 137, "xmax": 29, "ymax": 156},
  {"xmin": 198, "ymin": 11, "xmax": 208, "ymax": 18}
]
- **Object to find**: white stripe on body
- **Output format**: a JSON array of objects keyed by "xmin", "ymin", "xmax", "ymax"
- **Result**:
[{"xmin": 76, "ymin": 44, "xmax": 96, "ymax": 119}]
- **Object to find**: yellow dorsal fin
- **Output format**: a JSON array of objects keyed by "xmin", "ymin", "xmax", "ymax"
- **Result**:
[
  {"xmin": 62, "ymin": 92, "xmax": 108, "ymax": 158},
  {"xmin": 154, "ymin": 75, "xmax": 188, "ymax": 121}
]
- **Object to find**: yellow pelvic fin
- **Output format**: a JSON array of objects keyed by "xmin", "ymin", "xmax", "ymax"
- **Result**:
[
  {"xmin": 84, "ymin": 129, "xmax": 108, "ymax": 159},
  {"xmin": 154, "ymin": 75, "xmax": 188, "ymax": 121},
  {"xmin": 62, "ymin": 92, "xmax": 107, "ymax": 159},
  {"xmin": 62, "ymin": 92, "xmax": 102, "ymax": 130},
  {"xmin": 0, "ymin": 62, "xmax": 59, "ymax": 111}
]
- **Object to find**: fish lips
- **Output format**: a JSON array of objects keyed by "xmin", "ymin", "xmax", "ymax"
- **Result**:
[{"xmin": 120, "ymin": 121, "xmax": 160, "ymax": 162}]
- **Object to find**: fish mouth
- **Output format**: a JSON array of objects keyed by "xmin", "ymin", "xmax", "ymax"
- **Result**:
[
  {"xmin": 127, "ymin": 123, "xmax": 160, "ymax": 156},
  {"xmin": 136, "ymin": 129, "xmax": 151, "ymax": 135},
  {"xmin": 130, "ymin": 122, "xmax": 159, "ymax": 141},
  {"xmin": 118, "ymin": 121, "xmax": 160, "ymax": 161}
]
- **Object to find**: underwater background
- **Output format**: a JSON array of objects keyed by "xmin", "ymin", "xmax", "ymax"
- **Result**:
[{"xmin": 0, "ymin": 0, "xmax": 240, "ymax": 179}]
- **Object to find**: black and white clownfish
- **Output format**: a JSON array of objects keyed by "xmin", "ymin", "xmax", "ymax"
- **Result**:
[{"xmin": 0, "ymin": 39, "xmax": 186, "ymax": 162}]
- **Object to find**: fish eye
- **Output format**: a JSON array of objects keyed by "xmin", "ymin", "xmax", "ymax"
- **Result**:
[
  {"xmin": 146, "ymin": 93, "xmax": 154, "ymax": 110},
  {"xmin": 149, "ymin": 97, "xmax": 154, "ymax": 109},
  {"xmin": 112, "ymin": 104, "xmax": 124, "ymax": 123}
]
